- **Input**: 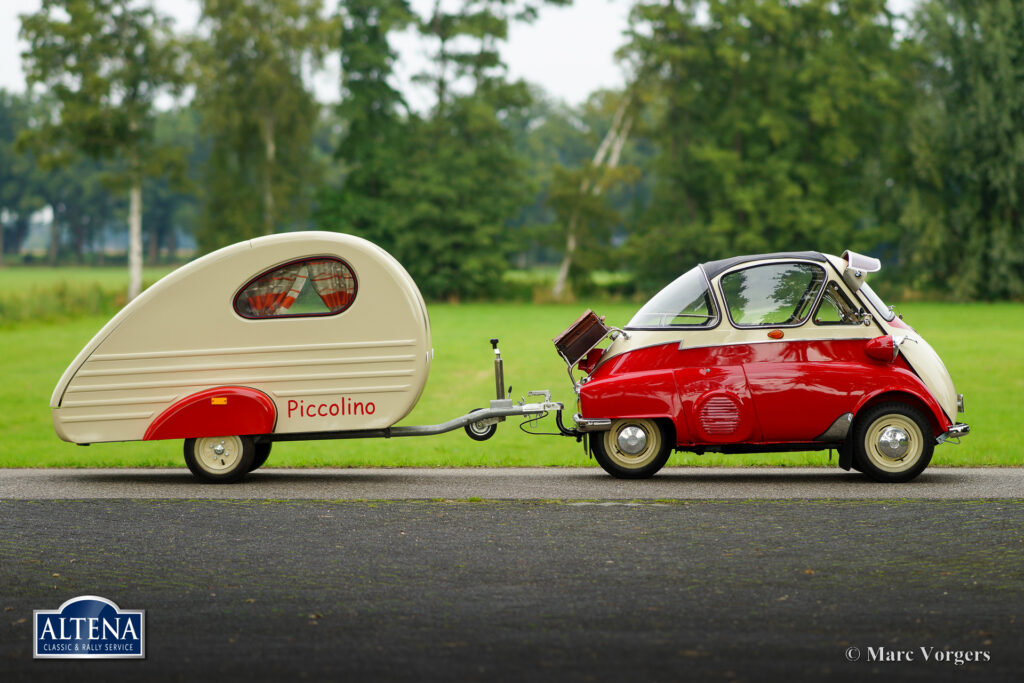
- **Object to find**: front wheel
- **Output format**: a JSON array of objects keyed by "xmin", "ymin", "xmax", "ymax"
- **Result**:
[
  {"xmin": 464, "ymin": 409, "xmax": 498, "ymax": 442},
  {"xmin": 184, "ymin": 435, "xmax": 255, "ymax": 484},
  {"xmin": 591, "ymin": 418, "xmax": 672, "ymax": 479},
  {"xmin": 852, "ymin": 403, "xmax": 934, "ymax": 483}
]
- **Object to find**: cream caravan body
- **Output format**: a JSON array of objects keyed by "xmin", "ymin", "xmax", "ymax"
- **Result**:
[{"xmin": 51, "ymin": 232, "xmax": 432, "ymax": 445}]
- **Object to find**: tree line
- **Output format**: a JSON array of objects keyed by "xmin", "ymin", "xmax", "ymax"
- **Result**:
[{"xmin": 1, "ymin": 0, "xmax": 1022, "ymax": 301}]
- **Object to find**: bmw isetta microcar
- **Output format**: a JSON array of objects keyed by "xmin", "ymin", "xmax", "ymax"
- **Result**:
[{"xmin": 554, "ymin": 250, "xmax": 970, "ymax": 482}]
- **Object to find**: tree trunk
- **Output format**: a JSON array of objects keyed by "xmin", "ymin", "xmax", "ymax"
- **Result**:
[
  {"xmin": 260, "ymin": 114, "xmax": 276, "ymax": 236},
  {"xmin": 147, "ymin": 221, "xmax": 159, "ymax": 264},
  {"xmin": 552, "ymin": 221, "xmax": 579, "ymax": 299},
  {"xmin": 128, "ymin": 175, "xmax": 143, "ymax": 301},
  {"xmin": 48, "ymin": 211, "xmax": 59, "ymax": 266},
  {"xmin": 551, "ymin": 96, "xmax": 633, "ymax": 299},
  {"xmin": 168, "ymin": 225, "xmax": 178, "ymax": 261}
]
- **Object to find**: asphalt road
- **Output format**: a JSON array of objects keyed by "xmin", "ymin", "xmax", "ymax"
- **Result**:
[
  {"xmin": 2, "ymin": 469, "xmax": 1023, "ymax": 682},
  {"xmin": 2, "ymin": 466, "xmax": 1024, "ymax": 499},
  {"xmin": 2, "ymin": 499, "xmax": 1022, "ymax": 682}
]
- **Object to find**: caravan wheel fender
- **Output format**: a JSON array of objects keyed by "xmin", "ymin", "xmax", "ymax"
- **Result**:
[{"xmin": 144, "ymin": 387, "xmax": 277, "ymax": 441}]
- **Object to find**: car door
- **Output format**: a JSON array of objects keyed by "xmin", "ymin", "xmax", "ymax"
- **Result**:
[{"xmin": 715, "ymin": 260, "xmax": 879, "ymax": 443}]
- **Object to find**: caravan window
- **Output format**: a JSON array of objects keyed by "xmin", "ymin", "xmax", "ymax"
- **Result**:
[{"xmin": 234, "ymin": 257, "xmax": 357, "ymax": 319}]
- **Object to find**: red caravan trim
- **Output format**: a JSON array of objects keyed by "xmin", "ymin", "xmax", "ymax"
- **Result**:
[{"xmin": 144, "ymin": 386, "xmax": 277, "ymax": 441}]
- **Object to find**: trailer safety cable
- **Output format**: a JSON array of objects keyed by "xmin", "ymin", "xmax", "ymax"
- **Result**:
[{"xmin": 518, "ymin": 411, "xmax": 563, "ymax": 437}]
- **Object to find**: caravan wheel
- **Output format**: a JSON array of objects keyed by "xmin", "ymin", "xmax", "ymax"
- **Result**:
[
  {"xmin": 184, "ymin": 435, "xmax": 255, "ymax": 484},
  {"xmin": 249, "ymin": 442, "xmax": 272, "ymax": 472}
]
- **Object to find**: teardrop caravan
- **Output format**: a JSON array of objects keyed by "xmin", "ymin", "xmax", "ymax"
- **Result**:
[{"xmin": 50, "ymin": 232, "xmax": 444, "ymax": 476}]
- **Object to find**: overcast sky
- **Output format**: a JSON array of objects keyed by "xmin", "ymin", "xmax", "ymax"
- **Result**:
[{"xmin": 0, "ymin": 0, "xmax": 634, "ymax": 108}]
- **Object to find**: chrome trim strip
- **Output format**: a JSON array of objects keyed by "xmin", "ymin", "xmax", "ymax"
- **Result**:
[
  {"xmin": 273, "ymin": 385, "xmax": 411, "ymax": 397},
  {"xmin": 60, "ymin": 411, "xmax": 154, "ymax": 423},
  {"xmin": 89, "ymin": 339, "xmax": 418, "ymax": 362},
  {"xmin": 60, "ymin": 395, "xmax": 178, "ymax": 408},
  {"xmin": 67, "ymin": 373, "xmax": 414, "ymax": 394},
  {"xmin": 78, "ymin": 355, "xmax": 417, "ymax": 377}
]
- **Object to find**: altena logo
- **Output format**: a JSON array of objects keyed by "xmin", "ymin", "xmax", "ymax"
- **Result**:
[{"xmin": 34, "ymin": 595, "xmax": 145, "ymax": 659}]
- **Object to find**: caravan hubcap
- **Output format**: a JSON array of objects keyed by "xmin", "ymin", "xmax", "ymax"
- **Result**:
[{"xmin": 195, "ymin": 436, "xmax": 242, "ymax": 473}]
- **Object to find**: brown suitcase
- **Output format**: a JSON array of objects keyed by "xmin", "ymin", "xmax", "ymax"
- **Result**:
[{"xmin": 553, "ymin": 309, "xmax": 611, "ymax": 366}]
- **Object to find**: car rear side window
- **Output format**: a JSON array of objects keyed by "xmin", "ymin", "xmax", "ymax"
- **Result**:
[
  {"xmin": 627, "ymin": 266, "xmax": 718, "ymax": 328},
  {"xmin": 234, "ymin": 257, "xmax": 357, "ymax": 319},
  {"xmin": 814, "ymin": 281, "xmax": 860, "ymax": 325},
  {"xmin": 720, "ymin": 262, "xmax": 826, "ymax": 327}
]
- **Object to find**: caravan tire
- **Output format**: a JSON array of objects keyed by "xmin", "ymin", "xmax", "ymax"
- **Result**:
[{"xmin": 184, "ymin": 435, "xmax": 255, "ymax": 484}]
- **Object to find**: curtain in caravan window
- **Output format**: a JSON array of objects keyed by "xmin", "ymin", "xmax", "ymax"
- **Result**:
[
  {"xmin": 277, "ymin": 266, "xmax": 308, "ymax": 312},
  {"xmin": 244, "ymin": 263, "xmax": 303, "ymax": 316},
  {"xmin": 309, "ymin": 259, "xmax": 356, "ymax": 310}
]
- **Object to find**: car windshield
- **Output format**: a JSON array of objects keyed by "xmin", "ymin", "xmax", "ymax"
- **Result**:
[
  {"xmin": 860, "ymin": 282, "xmax": 896, "ymax": 321},
  {"xmin": 627, "ymin": 266, "xmax": 716, "ymax": 328}
]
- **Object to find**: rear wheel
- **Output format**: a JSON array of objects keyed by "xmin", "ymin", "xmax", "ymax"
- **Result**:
[
  {"xmin": 184, "ymin": 435, "xmax": 255, "ymax": 484},
  {"xmin": 591, "ymin": 418, "xmax": 672, "ymax": 479},
  {"xmin": 852, "ymin": 403, "xmax": 934, "ymax": 483}
]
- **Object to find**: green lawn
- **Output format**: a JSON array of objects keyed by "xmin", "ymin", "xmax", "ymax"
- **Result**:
[
  {"xmin": 0, "ymin": 265, "xmax": 177, "ymax": 289},
  {"xmin": 0, "ymin": 299, "xmax": 1020, "ymax": 468}
]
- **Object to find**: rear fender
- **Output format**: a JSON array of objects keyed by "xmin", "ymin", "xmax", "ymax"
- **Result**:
[
  {"xmin": 144, "ymin": 386, "xmax": 277, "ymax": 441},
  {"xmin": 580, "ymin": 370, "xmax": 686, "ymax": 442}
]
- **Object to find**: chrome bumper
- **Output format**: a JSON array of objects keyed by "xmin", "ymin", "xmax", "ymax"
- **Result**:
[
  {"xmin": 573, "ymin": 415, "xmax": 612, "ymax": 432},
  {"xmin": 936, "ymin": 422, "xmax": 970, "ymax": 444}
]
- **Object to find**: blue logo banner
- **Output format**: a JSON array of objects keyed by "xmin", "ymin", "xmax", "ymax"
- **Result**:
[{"xmin": 34, "ymin": 595, "xmax": 146, "ymax": 659}]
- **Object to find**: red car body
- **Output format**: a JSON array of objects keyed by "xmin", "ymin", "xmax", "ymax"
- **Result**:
[{"xmin": 560, "ymin": 250, "xmax": 969, "ymax": 481}]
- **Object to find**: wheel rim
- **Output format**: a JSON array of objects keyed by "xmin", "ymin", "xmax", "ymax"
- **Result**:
[
  {"xmin": 603, "ymin": 419, "xmax": 661, "ymax": 469},
  {"xmin": 863, "ymin": 415, "xmax": 924, "ymax": 473},
  {"xmin": 469, "ymin": 421, "xmax": 492, "ymax": 436},
  {"xmin": 193, "ymin": 436, "xmax": 244, "ymax": 474}
]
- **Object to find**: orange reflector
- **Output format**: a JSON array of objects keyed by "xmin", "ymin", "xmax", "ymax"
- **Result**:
[
  {"xmin": 768, "ymin": 329, "xmax": 784, "ymax": 340},
  {"xmin": 211, "ymin": 397, "xmax": 228, "ymax": 405}
]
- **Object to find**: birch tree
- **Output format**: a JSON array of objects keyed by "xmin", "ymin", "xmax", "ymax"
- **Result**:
[
  {"xmin": 20, "ymin": 0, "xmax": 184, "ymax": 300},
  {"xmin": 194, "ymin": 0, "xmax": 333, "ymax": 250}
]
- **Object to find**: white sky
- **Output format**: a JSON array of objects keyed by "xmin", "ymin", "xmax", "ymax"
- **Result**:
[{"xmin": 0, "ymin": 0, "xmax": 634, "ymax": 107}]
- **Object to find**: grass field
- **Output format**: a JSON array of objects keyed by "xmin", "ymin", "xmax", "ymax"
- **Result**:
[
  {"xmin": 1, "ymin": 273, "xmax": 1020, "ymax": 469},
  {"xmin": 0, "ymin": 265, "xmax": 178, "ymax": 327},
  {"xmin": 0, "ymin": 265, "xmax": 177, "ymax": 289}
]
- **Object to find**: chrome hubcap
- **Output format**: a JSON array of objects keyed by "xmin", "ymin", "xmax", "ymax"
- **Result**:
[
  {"xmin": 877, "ymin": 426, "xmax": 909, "ymax": 459},
  {"xmin": 616, "ymin": 425, "xmax": 648, "ymax": 455}
]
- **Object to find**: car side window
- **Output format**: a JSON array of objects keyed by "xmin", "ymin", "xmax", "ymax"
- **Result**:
[
  {"xmin": 813, "ymin": 281, "xmax": 860, "ymax": 325},
  {"xmin": 720, "ymin": 262, "xmax": 827, "ymax": 327},
  {"xmin": 234, "ymin": 257, "xmax": 357, "ymax": 319}
]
